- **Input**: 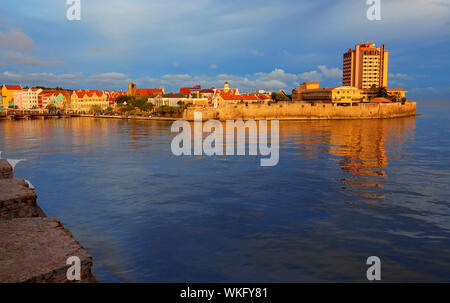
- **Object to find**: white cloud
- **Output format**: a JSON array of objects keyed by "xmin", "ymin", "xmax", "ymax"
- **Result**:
[
  {"xmin": 88, "ymin": 72, "xmax": 131, "ymax": 87},
  {"xmin": 298, "ymin": 70, "xmax": 322, "ymax": 82},
  {"xmin": 0, "ymin": 66, "xmax": 343, "ymax": 92},
  {"xmin": 209, "ymin": 64, "xmax": 218, "ymax": 69},
  {"xmin": 318, "ymin": 65, "xmax": 342, "ymax": 78},
  {"xmin": 389, "ymin": 73, "xmax": 413, "ymax": 80},
  {"xmin": 1, "ymin": 71, "xmax": 21, "ymax": 79},
  {"xmin": 0, "ymin": 28, "xmax": 34, "ymax": 51}
]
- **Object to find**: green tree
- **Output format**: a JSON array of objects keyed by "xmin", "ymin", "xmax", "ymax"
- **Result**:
[
  {"xmin": 376, "ymin": 86, "xmax": 389, "ymax": 98},
  {"xmin": 271, "ymin": 92, "xmax": 291, "ymax": 102},
  {"xmin": 115, "ymin": 95, "xmax": 129, "ymax": 105},
  {"xmin": 46, "ymin": 105, "xmax": 57, "ymax": 112}
]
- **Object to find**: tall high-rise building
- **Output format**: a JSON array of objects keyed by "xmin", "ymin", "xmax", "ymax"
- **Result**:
[{"xmin": 343, "ymin": 42, "xmax": 389, "ymax": 89}]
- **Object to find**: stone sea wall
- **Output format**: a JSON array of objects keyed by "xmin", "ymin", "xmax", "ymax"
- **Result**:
[
  {"xmin": 182, "ymin": 102, "xmax": 417, "ymax": 121},
  {"xmin": 0, "ymin": 159, "xmax": 96, "ymax": 283}
]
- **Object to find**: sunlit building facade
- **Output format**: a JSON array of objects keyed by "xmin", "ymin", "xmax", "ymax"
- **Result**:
[{"xmin": 343, "ymin": 42, "xmax": 389, "ymax": 89}]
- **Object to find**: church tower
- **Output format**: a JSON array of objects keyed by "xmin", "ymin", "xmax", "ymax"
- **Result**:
[
  {"xmin": 128, "ymin": 83, "xmax": 136, "ymax": 97},
  {"xmin": 224, "ymin": 82, "xmax": 230, "ymax": 93}
]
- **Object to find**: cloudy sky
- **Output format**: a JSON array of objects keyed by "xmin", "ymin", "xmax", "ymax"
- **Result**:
[{"xmin": 0, "ymin": 0, "xmax": 449, "ymax": 98}]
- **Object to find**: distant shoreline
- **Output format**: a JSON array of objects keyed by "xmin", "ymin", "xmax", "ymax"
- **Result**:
[{"xmin": 1, "ymin": 102, "xmax": 418, "ymax": 122}]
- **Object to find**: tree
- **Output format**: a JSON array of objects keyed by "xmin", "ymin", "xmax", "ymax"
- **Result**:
[
  {"xmin": 115, "ymin": 95, "xmax": 129, "ymax": 105},
  {"xmin": 46, "ymin": 105, "xmax": 57, "ymax": 112},
  {"xmin": 271, "ymin": 92, "xmax": 290, "ymax": 102},
  {"xmin": 376, "ymin": 86, "xmax": 389, "ymax": 98}
]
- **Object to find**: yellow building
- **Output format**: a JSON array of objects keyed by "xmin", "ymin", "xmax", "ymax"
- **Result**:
[
  {"xmin": 297, "ymin": 86, "xmax": 363, "ymax": 104},
  {"xmin": 360, "ymin": 88, "xmax": 406, "ymax": 102},
  {"xmin": 70, "ymin": 90, "xmax": 109, "ymax": 113},
  {"xmin": 293, "ymin": 82, "xmax": 406, "ymax": 104},
  {"xmin": 128, "ymin": 83, "xmax": 137, "ymax": 97},
  {"xmin": 343, "ymin": 42, "xmax": 389, "ymax": 89},
  {"xmin": 1, "ymin": 85, "xmax": 22, "ymax": 109}
]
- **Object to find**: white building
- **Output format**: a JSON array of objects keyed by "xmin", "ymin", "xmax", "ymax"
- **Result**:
[{"xmin": 22, "ymin": 88, "xmax": 43, "ymax": 109}]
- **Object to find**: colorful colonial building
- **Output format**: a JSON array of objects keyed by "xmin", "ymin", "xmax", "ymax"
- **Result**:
[
  {"xmin": 22, "ymin": 88, "xmax": 43, "ymax": 109},
  {"xmin": 1, "ymin": 85, "xmax": 22, "ymax": 109},
  {"xmin": 70, "ymin": 90, "xmax": 109, "ymax": 113}
]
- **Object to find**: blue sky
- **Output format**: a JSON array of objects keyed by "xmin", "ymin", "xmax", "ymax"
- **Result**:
[{"xmin": 0, "ymin": 0, "xmax": 449, "ymax": 98}]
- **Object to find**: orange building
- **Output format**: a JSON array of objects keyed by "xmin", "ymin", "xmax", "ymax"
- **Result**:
[
  {"xmin": 343, "ymin": 42, "xmax": 389, "ymax": 89},
  {"xmin": 128, "ymin": 83, "xmax": 164, "ymax": 97}
]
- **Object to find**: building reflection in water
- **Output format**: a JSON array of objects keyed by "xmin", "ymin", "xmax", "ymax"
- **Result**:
[
  {"xmin": 279, "ymin": 117, "xmax": 416, "ymax": 203},
  {"xmin": 1, "ymin": 116, "xmax": 415, "ymax": 203}
]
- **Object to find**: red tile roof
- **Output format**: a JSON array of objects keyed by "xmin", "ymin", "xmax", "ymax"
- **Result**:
[
  {"xmin": 370, "ymin": 97, "xmax": 392, "ymax": 103},
  {"xmin": 258, "ymin": 95, "xmax": 272, "ymax": 100},
  {"xmin": 220, "ymin": 94, "xmax": 243, "ymax": 101},
  {"xmin": 4, "ymin": 85, "xmax": 22, "ymax": 90},
  {"xmin": 136, "ymin": 88, "xmax": 163, "ymax": 96},
  {"xmin": 241, "ymin": 94, "xmax": 259, "ymax": 101},
  {"xmin": 179, "ymin": 87, "xmax": 191, "ymax": 94}
]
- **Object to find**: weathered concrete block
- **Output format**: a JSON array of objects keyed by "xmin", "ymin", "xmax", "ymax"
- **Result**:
[
  {"xmin": 0, "ymin": 217, "xmax": 96, "ymax": 283},
  {"xmin": 0, "ymin": 160, "xmax": 13, "ymax": 179},
  {"xmin": 0, "ymin": 179, "xmax": 46, "ymax": 219}
]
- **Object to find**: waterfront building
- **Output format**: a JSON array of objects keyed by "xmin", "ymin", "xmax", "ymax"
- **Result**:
[
  {"xmin": 258, "ymin": 94, "xmax": 273, "ymax": 103},
  {"xmin": 1, "ymin": 85, "xmax": 22, "ymax": 109},
  {"xmin": 360, "ymin": 87, "xmax": 406, "ymax": 102},
  {"xmin": 128, "ymin": 83, "xmax": 164, "ymax": 97},
  {"xmin": 180, "ymin": 86, "xmax": 202, "ymax": 95},
  {"xmin": 148, "ymin": 93, "xmax": 208, "ymax": 107},
  {"xmin": 13, "ymin": 92, "xmax": 22, "ymax": 109},
  {"xmin": 40, "ymin": 92, "xmax": 55, "ymax": 109},
  {"xmin": 180, "ymin": 87, "xmax": 191, "ymax": 94},
  {"xmin": 199, "ymin": 89, "xmax": 215, "ymax": 101},
  {"xmin": 70, "ymin": 90, "xmax": 109, "ymax": 113},
  {"xmin": 241, "ymin": 94, "xmax": 259, "ymax": 102},
  {"xmin": 22, "ymin": 88, "xmax": 43, "ymax": 109},
  {"xmin": 252, "ymin": 89, "xmax": 272, "ymax": 96},
  {"xmin": 53, "ymin": 91, "xmax": 71, "ymax": 110},
  {"xmin": 104, "ymin": 90, "xmax": 127, "ymax": 106},
  {"xmin": 343, "ymin": 42, "xmax": 389, "ymax": 89},
  {"xmin": 215, "ymin": 82, "xmax": 239, "ymax": 95},
  {"xmin": 292, "ymin": 83, "xmax": 362, "ymax": 104},
  {"xmin": 292, "ymin": 82, "xmax": 406, "ymax": 104},
  {"xmin": 213, "ymin": 93, "xmax": 243, "ymax": 108}
]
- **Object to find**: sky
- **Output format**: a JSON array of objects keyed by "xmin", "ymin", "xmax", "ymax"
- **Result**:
[{"xmin": 0, "ymin": 0, "xmax": 449, "ymax": 99}]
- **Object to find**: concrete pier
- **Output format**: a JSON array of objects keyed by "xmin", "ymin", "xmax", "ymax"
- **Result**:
[{"xmin": 0, "ymin": 159, "xmax": 96, "ymax": 283}]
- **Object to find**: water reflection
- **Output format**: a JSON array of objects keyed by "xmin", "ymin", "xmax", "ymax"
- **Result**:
[
  {"xmin": 2, "ymin": 115, "xmax": 448, "ymax": 282},
  {"xmin": 279, "ymin": 118, "xmax": 416, "ymax": 202}
]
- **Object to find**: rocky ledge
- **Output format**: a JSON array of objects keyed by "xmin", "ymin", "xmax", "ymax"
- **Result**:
[{"xmin": 0, "ymin": 159, "xmax": 96, "ymax": 283}]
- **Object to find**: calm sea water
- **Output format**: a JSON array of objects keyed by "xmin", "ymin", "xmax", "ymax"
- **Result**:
[{"xmin": 1, "ymin": 100, "xmax": 449, "ymax": 282}]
